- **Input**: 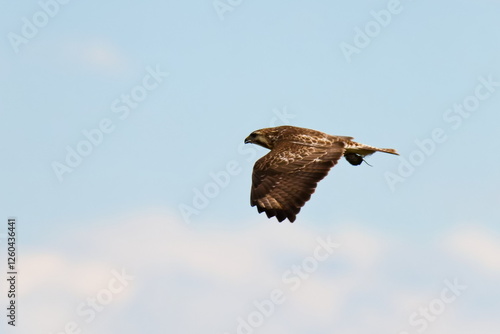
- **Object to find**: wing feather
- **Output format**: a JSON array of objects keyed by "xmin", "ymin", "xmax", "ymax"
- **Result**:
[{"xmin": 250, "ymin": 141, "xmax": 345, "ymax": 222}]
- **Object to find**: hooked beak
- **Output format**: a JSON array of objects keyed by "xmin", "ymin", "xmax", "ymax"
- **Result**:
[{"xmin": 244, "ymin": 136, "xmax": 251, "ymax": 144}]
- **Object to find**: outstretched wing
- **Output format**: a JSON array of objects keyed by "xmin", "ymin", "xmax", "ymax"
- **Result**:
[{"xmin": 251, "ymin": 141, "xmax": 345, "ymax": 223}]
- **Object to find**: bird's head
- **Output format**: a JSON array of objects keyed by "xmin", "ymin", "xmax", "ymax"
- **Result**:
[{"xmin": 244, "ymin": 127, "xmax": 284, "ymax": 150}]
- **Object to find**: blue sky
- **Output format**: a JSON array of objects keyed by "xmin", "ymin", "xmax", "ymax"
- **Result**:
[{"xmin": 1, "ymin": 1, "xmax": 500, "ymax": 333}]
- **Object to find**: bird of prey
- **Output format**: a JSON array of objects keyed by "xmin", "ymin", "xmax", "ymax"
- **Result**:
[{"xmin": 244, "ymin": 125, "xmax": 398, "ymax": 223}]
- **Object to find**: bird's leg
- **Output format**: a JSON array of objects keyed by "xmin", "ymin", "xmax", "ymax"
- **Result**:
[{"xmin": 362, "ymin": 158, "xmax": 373, "ymax": 167}]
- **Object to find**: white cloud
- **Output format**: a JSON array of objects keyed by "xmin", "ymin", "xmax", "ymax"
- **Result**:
[
  {"xmin": 443, "ymin": 226, "xmax": 500, "ymax": 275},
  {"xmin": 11, "ymin": 212, "xmax": 500, "ymax": 334},
  {"xmin": 63, "ymin": 39, "xmax": 132, "ymax": 76}
]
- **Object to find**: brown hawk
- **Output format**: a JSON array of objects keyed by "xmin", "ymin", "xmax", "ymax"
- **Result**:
[{"xmin": 244, "ymin": 125, "xmax": 398, "ymax": 223}]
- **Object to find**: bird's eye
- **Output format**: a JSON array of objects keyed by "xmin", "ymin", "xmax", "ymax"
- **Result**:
[{"xmin": 250, "ymin": 133, "xmax": 258, "ymax": 138}]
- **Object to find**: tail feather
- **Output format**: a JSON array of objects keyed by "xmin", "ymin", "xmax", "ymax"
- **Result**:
[
  {"xmin": 376, "ymin": 147, "xmax": 399, "ymax": 155},
  {"xmin": 345, "ymin": 141, "xmax": 399, "ymax": 156}
]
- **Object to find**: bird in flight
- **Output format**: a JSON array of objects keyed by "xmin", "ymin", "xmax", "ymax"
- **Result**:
[{"xmin": 244, "ymin": 125, "xmax": 398, "ymax": 223}]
